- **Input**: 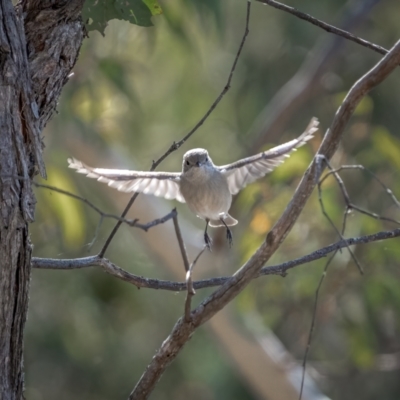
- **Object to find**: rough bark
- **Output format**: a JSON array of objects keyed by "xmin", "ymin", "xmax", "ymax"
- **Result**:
[{"xmin": 0, "ymin": 1, "xmax": 84, "ymax": 399}]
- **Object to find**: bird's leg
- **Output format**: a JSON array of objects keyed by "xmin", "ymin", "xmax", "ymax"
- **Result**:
[
  {"xmin": 220, "ymin": 218, "xmax": 233, "ymax": 247},
  {"xmin": 204, "ymin": 219, "xmax": 212, "ymax": 251}
]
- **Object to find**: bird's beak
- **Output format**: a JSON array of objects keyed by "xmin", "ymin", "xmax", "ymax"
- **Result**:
[{"xmin": 196, "ymin": 161, "xmax": 201, "ymax": 167}]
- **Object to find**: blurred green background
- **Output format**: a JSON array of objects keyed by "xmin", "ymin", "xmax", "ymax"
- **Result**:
[{"xmin": 27, "ymin": 0, "xmax": 400, "ymax": 399}]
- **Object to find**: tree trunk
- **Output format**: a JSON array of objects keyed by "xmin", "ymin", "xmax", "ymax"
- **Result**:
[{"xmin": 0, "ymin": 1, "xmax": 84, "ymax": 398}]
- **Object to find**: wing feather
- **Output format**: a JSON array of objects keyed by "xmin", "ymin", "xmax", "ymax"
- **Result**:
[
  {"xmin": 68, "ymin": 158, "xmax": 185, "ymax": 203},
  {"xmin": 219, "ymin": 118, "xmax": 319, "ymax": 194}
]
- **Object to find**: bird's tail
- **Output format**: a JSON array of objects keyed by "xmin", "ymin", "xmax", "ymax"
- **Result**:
[{"xmin": 209, "ymin": 214, "xmax": 238, "ymax": 228}]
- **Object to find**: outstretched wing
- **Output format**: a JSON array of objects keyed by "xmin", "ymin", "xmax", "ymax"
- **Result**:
[
  {"xmin": 218, "ymin": 118, "xmax": 319, "ymax": 194},
  {"xmin": 68, "ymin": 158, "xmax": 185, "ymax": 203}
]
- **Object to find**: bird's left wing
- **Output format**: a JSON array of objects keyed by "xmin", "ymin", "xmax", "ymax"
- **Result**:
[
  {"xmin": 218, "ymin": 118, "xmax": 319, "ymax": 195},
  {"xmin": 68, "ymin": 158, "xmax": 185, "ymax": 203}
]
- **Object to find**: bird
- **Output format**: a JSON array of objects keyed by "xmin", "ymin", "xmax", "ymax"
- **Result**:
[{"xmin": 68, "ymin": 118, "xmax": 318, "ymax": 249}]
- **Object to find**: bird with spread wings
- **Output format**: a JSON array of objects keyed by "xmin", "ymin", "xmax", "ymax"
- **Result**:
[{"xmin": 69, "ymin": 118, "xmax": 318, "ymax": 248}]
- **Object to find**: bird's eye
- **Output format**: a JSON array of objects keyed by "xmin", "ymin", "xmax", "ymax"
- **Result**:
[
  {"xmin": 205, "ymin": 157, "xmax": 208, "ymax": 162},
  {"xmin": 186, "ymin": 160, "xmax": 190, "ymax": 166}
]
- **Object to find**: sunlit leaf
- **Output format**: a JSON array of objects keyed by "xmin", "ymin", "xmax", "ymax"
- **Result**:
[{"xmin": 83, "ymin": 0, "xmax": 163, "ymax": 35}]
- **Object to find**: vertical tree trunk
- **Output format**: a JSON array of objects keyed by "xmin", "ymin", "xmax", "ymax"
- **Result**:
[{"xmin": 0, "ymin": 1, "xmax": 84, "ymax": 398}]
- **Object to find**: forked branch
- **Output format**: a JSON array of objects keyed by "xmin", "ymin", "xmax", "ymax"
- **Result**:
[{"xmin": 128, "ymin": 40, "xmax": 400, "ymax": 399}]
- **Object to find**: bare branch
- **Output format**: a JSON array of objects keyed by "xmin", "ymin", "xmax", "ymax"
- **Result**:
[
  {"xmin": 34, "ymin": 181, "xmax": 177, "ymax": 231},
  {"xmin": 172, "ymin": 211, "xmax": 190, "ymax": 272},
  {"xmin": 171, "ymin": 210, "xmax": 196, "ymax": 322},
  {"xmin": 136, "ymin": 210, "xmax": 178, "ymax": 232},
  {"xmin": 128, "ymin": 39, "xmax": 400, "ymax": 399},
  {"xmin": 184, "ymin": 247, "xmax": 206, "ymax": 322},
  {"xmin": 98, "ymin": 1, "xmax": 251, "ymax": 258},
  {"xmin": 32, "ymin": 227, "xmax": 400, "ymax": 291},
  {"xmin": 300, "ymin": 158, "xmax": 400, "ymax": 397},
  {"xmin": 318, "ymin": 162, "xmax": 400, "ymax": 240},
  {"xmin": 256, "ymin": 0, "xmax": 389, "ymax": 57},
  {"xmin": 98, "ymin": 193, "xmax": 140, "ymax": 257},
  {"xmin": 316, "ymin": 156, "xmax": 364, "ymax": 274},
  {"xmin": 299, "ymin": 252, "xmax": 336, "ymax": 400},
  {"xmin": 248, "ymin": 0, "xmax": 379, "ymax": 152},
  {"xmin": 321, "ymin": 165, "xmax": 400, "ymax": 209}
]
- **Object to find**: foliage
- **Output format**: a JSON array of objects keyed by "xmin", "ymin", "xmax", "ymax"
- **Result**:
[{"xmin": 83, "ymin": 0, "xmax": 163, "ymax": 35}]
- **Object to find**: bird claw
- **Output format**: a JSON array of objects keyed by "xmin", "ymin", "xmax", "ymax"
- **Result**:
[
  {"xmin": 226, "ymin": 228, "xmax": 233, "ymax": 248},
  {"xmin": 204, "ymin": 232, "xmax": 213, "ymax": 251}
]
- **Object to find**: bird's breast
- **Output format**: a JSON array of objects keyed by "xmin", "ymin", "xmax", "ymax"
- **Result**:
[{"xmin": 180, "ymin": 170, "xmax": 231, "ymax": 219}]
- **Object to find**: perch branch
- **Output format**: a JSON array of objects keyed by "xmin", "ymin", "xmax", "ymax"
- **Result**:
[{"xmin": 32, "ymin": 228, "xmax": 400, "ymax": 291}]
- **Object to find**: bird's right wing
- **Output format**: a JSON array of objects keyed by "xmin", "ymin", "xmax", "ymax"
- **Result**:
[
  {"xmin": 68, "ymin": 158, "xmax": 185, "ymax": 203},
  {"xmin": 218, "ymin": 118, "xmax": 319, "ymax": 194}
]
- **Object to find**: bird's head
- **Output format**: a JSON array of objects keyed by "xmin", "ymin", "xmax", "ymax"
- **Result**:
[{"xmin": 182, "ymin": 148, "xmax": 214, "ymax": 175}]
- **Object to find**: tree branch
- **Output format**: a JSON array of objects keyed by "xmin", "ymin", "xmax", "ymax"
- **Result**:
[
  {"xmin": 248, "ymin": 0, "xmax": 379, "ymax": 154},
  {"xmin": 32, "ymin": 227, "xmax": 400, "ymax": 290},
  {"xmin": 34, "ymin": 181, "xmax": 177, "ymax": 231},
  {"xmin": 172, "ymin": 211, "xmax": 190, "ymax": 272},
  {"xmin": 184, "ymin": 247, "xmax": 206, "ymax": 322},
  {"xmin": 127, "ymin": 39, "xmax": 400, "ymax": 400},
  {"xmin": 256, "ymin": 0, "xmax": 389, "ymax": 57}
]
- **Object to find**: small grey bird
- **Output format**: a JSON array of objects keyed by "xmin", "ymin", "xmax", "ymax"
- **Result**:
[{"xmin": 68, "ymin": 118, "xmax": 318, "ymax": 248}]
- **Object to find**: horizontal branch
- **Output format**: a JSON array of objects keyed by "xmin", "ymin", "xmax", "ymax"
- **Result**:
[
  {"xmin": 257, "ymin": 0, "xmax": 389, "ymax": 57},
  {"xmin": 31, "ymin": 228, "xmax": 400, "ymax": 291}
]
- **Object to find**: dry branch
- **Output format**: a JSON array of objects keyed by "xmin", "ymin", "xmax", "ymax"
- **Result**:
[
  {"xmin": 256, "ymin": 0, "xmax": 388, "ymax": 57},
  {"xmin": 34, "ymin": 181, "xmax": 178, "ymax": 230},
  {"xmin": 32, "ymin": 227, "xmax": 400, "ymax": 291}
]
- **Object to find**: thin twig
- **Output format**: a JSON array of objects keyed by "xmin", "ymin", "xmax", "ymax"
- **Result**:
[
  {"xmin": 172, "ymin": 210, "xmax": 190, "ymax": 272},
  {"xmin": 317, "ymin": 156, "xmax": 364, "ymax": 274},
  {"xmin": 257, "ymin": 0, "xmax": 389, "ymax": 57},
  {"xmin": 88, "ymin": 215, "xmax": 104, "ymax": 249},
  {"xmin": 321, "ymin": 165, "xmax": 400, "ymax": 209},
  {"xmin": 98, "ymin": 193, "xmax": 139, "ymax": 257},
  {"xmin": 172, "ymin": 210, "xmax": 195, "ymax": 322},
  {"xmin": 34, "ymin": 181, "xmax": 177, "ymax": 231},
  {"xmin": 98, "ymin": 1, "xmax": 251, "ymax": 258},
  {"xmin": 184, "ymin": 246, "xmax": 206, "ymax": 322},
  {"xmin": 136, "ymin": 210, "xmax": 178, "ymax": 231},
  {"xmin": 31, "ymin": 228, "xmax": 400, "ymax": 291},
  {"xmin": 299, "ymin": 158, "xmax": 400, "ymax": 397},
  {"xmin": 151, "ymin": 1, "xmax": 251, "ymax": 170},
  {"xmin": 319, "ymin": 164, "xmax": 400, "ymax": 227},
  {"xmin": 249, "ymin": 0, "xmax": 380, "ymax": 152},
  {"xmin": 34, "ymin": 181, "xmax": 120, "ymax": 221},
  {"xmin": 299, "ymin": 252, "xmax": 337, "ymax": 400}
]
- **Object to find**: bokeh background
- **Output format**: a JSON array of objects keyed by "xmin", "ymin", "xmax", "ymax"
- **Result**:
[{"xmin": 26, "ymin": 0, "xmax": 400, "ymax": 399}]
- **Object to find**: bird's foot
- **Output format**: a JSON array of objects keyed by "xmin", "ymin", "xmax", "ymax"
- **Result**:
[
  {"xmin": 204, "ymin": 232, "xmax": 213, "ymax": 251},
  {"xmin": 226, "ymin": 228, "xmax": 233, "ymax": 248}
]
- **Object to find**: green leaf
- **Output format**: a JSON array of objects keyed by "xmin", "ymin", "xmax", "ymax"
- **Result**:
[{"xmin": 83, "ymin": 0, "xmax": 163, "ymax": 36}]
